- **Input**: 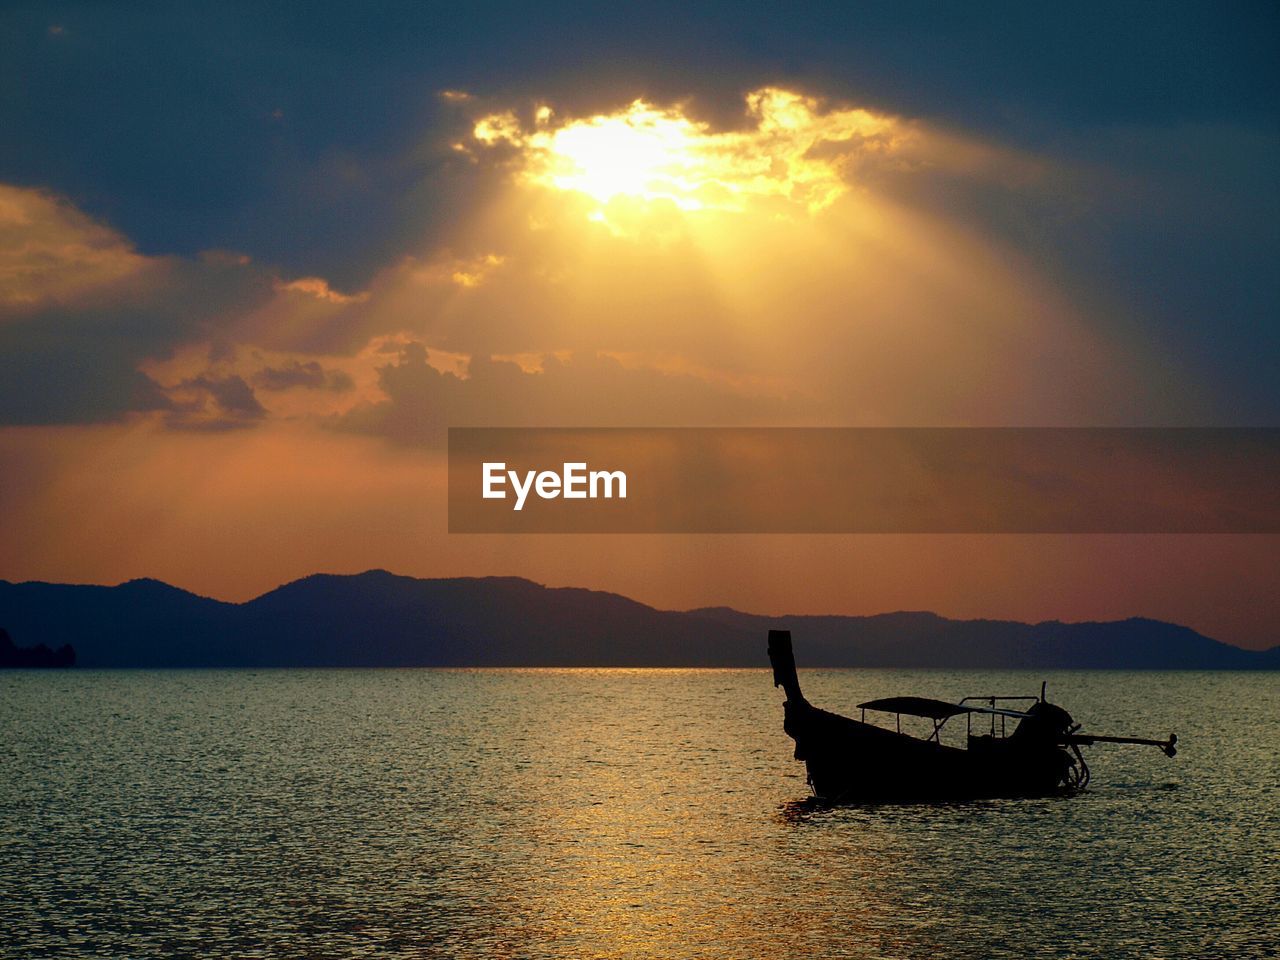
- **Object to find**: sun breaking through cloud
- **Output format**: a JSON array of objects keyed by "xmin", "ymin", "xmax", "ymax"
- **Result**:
[{"xmin": 470, "ymin": 88, "xmax": 912, "ymax": 221}]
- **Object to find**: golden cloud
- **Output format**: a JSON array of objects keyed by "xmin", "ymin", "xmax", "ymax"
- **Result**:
[
  {"xmin": 0, "ymin": 184, "xmax": 154, "ymax": 308},
  {"xmin": 276, "ymin": 276, "xmax": 369, "ymax": 304},
  {"xmin": 470, "ymin": 87, "xmax": 914, "ymax": 218}
]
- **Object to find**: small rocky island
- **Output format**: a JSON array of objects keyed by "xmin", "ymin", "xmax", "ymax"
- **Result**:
[{"xmin": 0, "ymin": 627, "xmax": 75, "ymax": 668}]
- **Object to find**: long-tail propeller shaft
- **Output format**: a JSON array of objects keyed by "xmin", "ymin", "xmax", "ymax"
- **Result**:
[{"xmin": 1068, "ymin": 732, "xmax": 1178, "ymax": 757}]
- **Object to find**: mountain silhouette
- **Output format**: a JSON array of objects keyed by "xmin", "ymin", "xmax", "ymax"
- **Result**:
[
  {"xmin": 0, "ymin": 626, "xmax": 75, "ymax": 668},
  {"xmin": 0, "ymin": 571, "xmax": 1275, "ymax": 669}
]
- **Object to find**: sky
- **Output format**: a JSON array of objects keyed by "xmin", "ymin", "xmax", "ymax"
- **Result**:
[{"xmin": 1, "ymin": 2, "xmax": 1278, "ymax": 647}]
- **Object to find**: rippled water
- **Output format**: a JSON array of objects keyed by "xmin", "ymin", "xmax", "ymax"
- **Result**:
[{"xmin": 1, "ymin": 668, "xmax": 1276, "ymax": 958}]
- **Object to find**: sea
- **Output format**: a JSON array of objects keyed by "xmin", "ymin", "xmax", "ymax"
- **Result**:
[{"xmin": 1, "ymin": 668, "xmax": 1276, "ymax": 959}]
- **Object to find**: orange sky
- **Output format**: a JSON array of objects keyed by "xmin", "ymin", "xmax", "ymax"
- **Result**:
[{"xmin": 0, "ymin": 421, "xmax": 1275, "ymax": 648}]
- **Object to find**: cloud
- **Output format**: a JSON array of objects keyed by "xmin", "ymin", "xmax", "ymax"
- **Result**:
[
  {"xmin": 336, "ymin": 340, "xmax": 801, "ymax": 445},
  {"xmin": 138, "ymin": 340, "xmax": 373, "ymax": 428},
  {"xmin": 469, "ymin": 88, "xmax": 907, "ymax": 218},
  {"xmin": 0, "ymin": 184, "xmax": 274, "ymax": 424},
  {"xmin": 162, "ymin": 373, "xmax": 267, "ymax": 431},
  {"xmin": 0, "ymin": 184, "xmax": 152, "ymax": 308},
  {"xmin": 0, "ymin": 83, "xmax": 1228, "ymax": 435},
  {"xmin": 275, "ymin": 276, "xmax": 368, "ymax": 304},
  {"xmin": 466, "ymin": 87, "xmax": 1044, "ymax": 225},
  {"xmin": 255, "ymin": 359, "xmax": 355, "ymax": 392}
]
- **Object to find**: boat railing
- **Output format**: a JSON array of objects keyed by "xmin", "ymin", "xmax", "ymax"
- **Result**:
[
  {"xmin": 959, "ymin": 695, "xmax": 1041, "ymax": 739},
  {"xmin": 958, "ymin": 695, "xmax": 1041, "ymax": 707}
]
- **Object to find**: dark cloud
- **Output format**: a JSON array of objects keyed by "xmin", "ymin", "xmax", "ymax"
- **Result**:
[
  {"xmin": 254, "ymin": 359, "xmax": 354, "ymax": 392},
  {"xmin": 0, "ymin": 343, "xmax": 176, "ymax": 425},
  {"xmin": 0, "ymin": 186, "xmax": 274, "ymax": 425},
  {"xmin": 161, "ymin": 373, "xmax": 267, "ymax": 431},
  {"xmin": 0, "ymin": 284, "xmax": 273, "ymax": 424},
  {"xmin": 336, "ymin": 341, "xmax": 802, "ymax": 445},
  {"xmin": 187, "ymin": 374, "xmax": 265, "ymax": 417},
  {"xmin": 1, "ymin": 5, "xmax": 1277, "ymax": 426},
  {"xmin": 207, "ymin": 339, "xmax": 238, "ymax": 364},
  {"xmin": 2, "ymin": 3, "xmax": 1276, "ymax": 287}
]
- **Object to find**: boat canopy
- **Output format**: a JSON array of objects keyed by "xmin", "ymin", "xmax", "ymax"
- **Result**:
[
  {"xmin": 857, "ymin": 696, "xmax": 969, "ymax": 719},
  {"xmin": 858, "ymin": 696, "xmax": 1035, "ymax": 720}
]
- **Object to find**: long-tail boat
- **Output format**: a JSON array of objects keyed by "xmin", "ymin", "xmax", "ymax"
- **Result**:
[{"xmin": 768, "ymin": 630, "xmax": 1177, "ymax": 803}]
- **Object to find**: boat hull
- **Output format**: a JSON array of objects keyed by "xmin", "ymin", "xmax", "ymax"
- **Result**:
[{"xmin": 786, "ymin": 701, "xmax": 1076, "ymax": 804}]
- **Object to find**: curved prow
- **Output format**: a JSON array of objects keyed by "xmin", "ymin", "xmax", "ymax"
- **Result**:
[{"xmin": 768, "ymin": 630, "xmax": 807, "ymax": 706}]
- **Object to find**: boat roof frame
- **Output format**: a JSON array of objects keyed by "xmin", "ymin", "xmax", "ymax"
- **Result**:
[{"xmin": 857, "ymin": 695, "xmax": 1038, "ymax": 722}]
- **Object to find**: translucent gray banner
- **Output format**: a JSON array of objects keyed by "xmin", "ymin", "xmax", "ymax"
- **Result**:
[{"xmin": 448, "ymin": 428, "xmax": 1280, "ymax": 533}]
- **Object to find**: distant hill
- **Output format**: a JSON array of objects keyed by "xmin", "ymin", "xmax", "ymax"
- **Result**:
[
  {"xmin": 0, "ymin": 627, "xmax": 75, "ymax": 668},
  {"xmin": 0, "ymin": 571, "xmax": 1275, "ymax": 669}
]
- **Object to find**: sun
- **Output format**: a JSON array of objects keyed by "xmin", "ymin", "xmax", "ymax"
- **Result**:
[
  {"xmin": 536, "ymin": 103, "xmax": 708, "ymax": 209},
  {"xmin": 470, "ymin": 88, "xmax": 913, "ymax": 224}
]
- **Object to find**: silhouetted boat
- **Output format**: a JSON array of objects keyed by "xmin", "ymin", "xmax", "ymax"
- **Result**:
[{"xmin": 768, "ymin": 630, "xmax": 1177, "ymax": 803}]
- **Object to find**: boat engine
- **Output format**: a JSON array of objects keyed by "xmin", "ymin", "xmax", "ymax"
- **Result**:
[{"xmin": 1011, "ymin": 700, "xmax": 1090, "ymax": 792}]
